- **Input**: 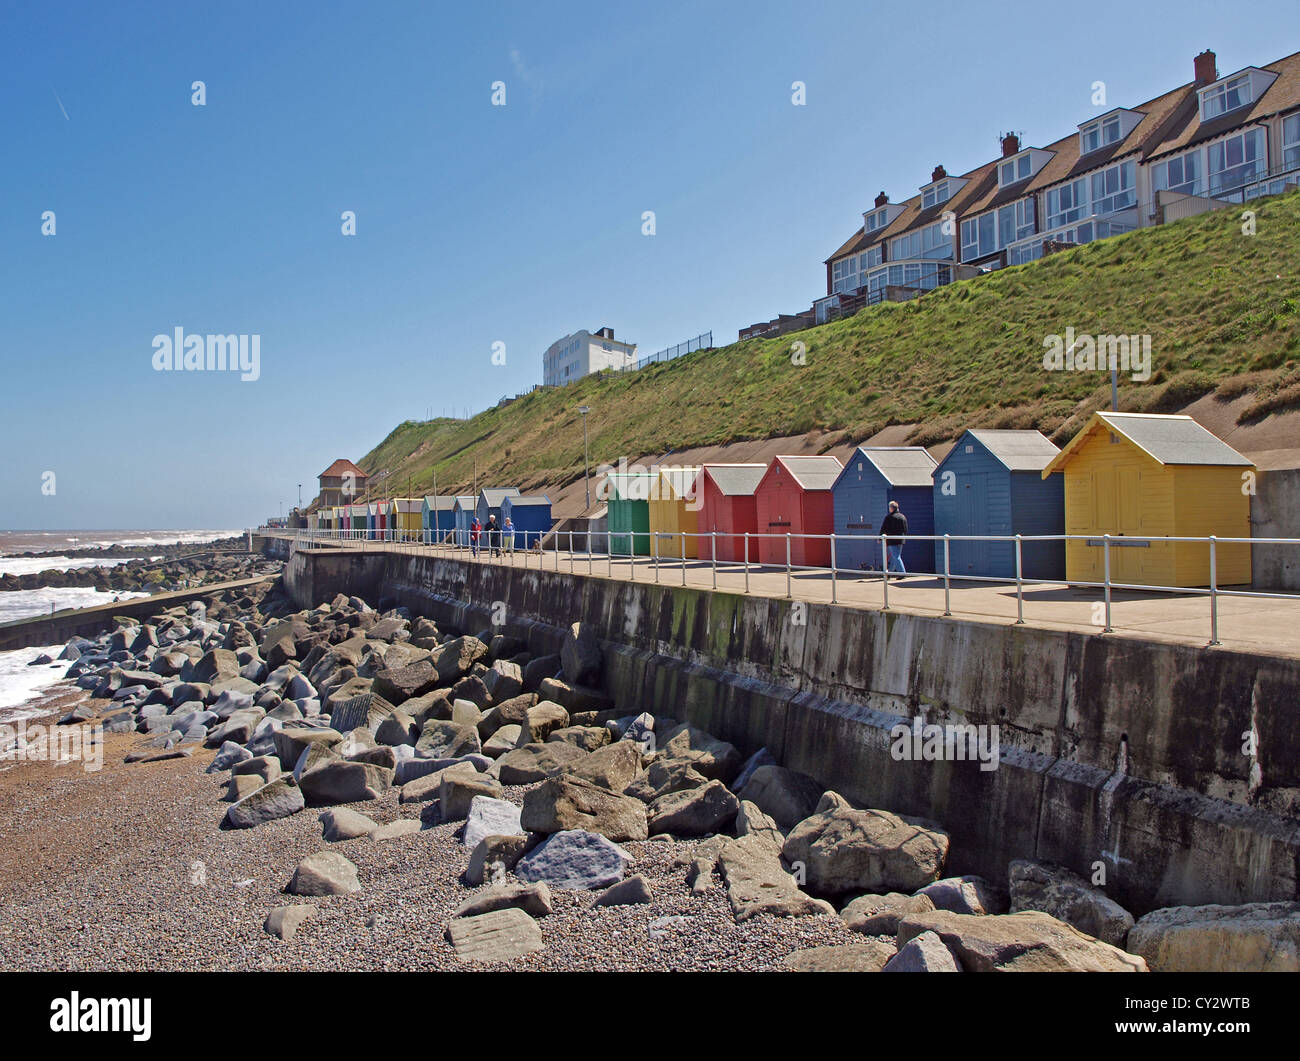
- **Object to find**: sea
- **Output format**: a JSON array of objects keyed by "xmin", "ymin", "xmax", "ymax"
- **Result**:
[{"xmin": 0, "ymin": 529, "xmax": 242, "ymax": 722}]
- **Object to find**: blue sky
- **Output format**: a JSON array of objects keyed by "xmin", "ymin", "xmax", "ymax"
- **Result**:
[{"xmin": 2, "ymin": 0, "xmax": 1297, "ymax": 529}]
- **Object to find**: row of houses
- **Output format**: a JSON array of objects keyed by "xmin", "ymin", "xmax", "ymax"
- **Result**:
[
  {"xmin": 742, "ymin": 46, "xmax": 1300, "ymax": 340},
  {"xmin": 602, "ymin": 411, "xmax": 1254, "ymax": 588},
  {"xmin": 310, "ymin": 489, "xmax": 553, "ymax": 549}
]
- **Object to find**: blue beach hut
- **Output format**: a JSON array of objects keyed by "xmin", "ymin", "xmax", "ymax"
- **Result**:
[
  {"xmin": 475, "ymin": 488, "xmax": 521, "ymax": 536},
  {"xmin": 831, "ymin": 447, "xmax": 937, "ymax": 573},
  {"xmin": 452, "ymin": 496, "xmax": 477, "ymax": 548},
  {"xmin": 421, "ymin": 495, "xmax": 457, "ymax": 543},
  {"xmin": 501, "ymin": 494, "xmax": 553, "ymax": 550},
  {"xmin": 931, "ymin": 429, "xmax": 1065, "ymax": 580}
]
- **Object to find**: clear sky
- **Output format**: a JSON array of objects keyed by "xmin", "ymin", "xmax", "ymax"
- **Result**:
[{"xmin": 2, "ymin": 0, "xmax": 1296, "ymax": 529}]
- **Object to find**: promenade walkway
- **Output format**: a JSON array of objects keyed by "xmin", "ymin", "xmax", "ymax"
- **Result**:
[{"xmin": 287, "ymin": 535, "xmax": 1300, "ymax": 660}]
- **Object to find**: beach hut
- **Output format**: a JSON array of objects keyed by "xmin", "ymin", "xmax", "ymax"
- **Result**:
[
  {"xmin": 1040, "ymin": 412, "xmax": 1254, "ymax": 587},
  {"xmin": 367, "ymin": 501, "xmax": 388, "ymax": 540},
  {"xmin": 500, "ymin": 494, "xmax": 553, "ymax": 550},
  {"xmin": 648, "ymin": 467, "xmax": 701, "ymax": 559},
  {"xmin": 452, "ymin": 496, "xmax": 477, "ymax": 548},
  {"xmin": 422, "ymin": 495, "xmax": 457, "ymax": 544},
  {"xmin": 475, "ymin": 488, "xmax": 522, "ymax": 542},
  {"xmin": 349, "ymin": 503, "xmax": 369, "ymax": 539},
  {"xmin": 698, "ymin": 464, "xmax": 766, "ymax": 562},
  {"xmin": 753, "ymin": 456, "xmax": 843, "ymax": 568},
  {"xmin": 605, "ymin": 471, "xmax": 656, "ymax": 556},
  {"xmin": 391, "ymin": 498, "xmax": 423, "ymax": 541},
  {"xmin": 832, "ymin": 447, "xmax": 937, "ymax": 573},
  {"xmin": 931, "ymin": 430, "xmax": 1065, "ymax": 580}
]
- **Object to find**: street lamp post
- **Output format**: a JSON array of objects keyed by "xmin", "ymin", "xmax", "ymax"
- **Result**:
[{"xmin": 578, "ymin": 405, "xmax": 591, "ymax": 510}]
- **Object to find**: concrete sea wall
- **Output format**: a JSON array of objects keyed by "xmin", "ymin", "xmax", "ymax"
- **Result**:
[{"xmin": 288, "ymin": 546, "xmax": 1300, "ymax": 913}]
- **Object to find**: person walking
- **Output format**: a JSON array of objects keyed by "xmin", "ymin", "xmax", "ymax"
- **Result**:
[
  {"xmin": 470, "ymin": 516, "xmax": 482, "ymax": 558},
  {"xmin": 881, "ymin": 500, "xmax": 908, "ymax": 577},
  {"xmin": 487, "ymin": 514, "xmax": 502, "ymax": 558},
  {"xmin": 502, "ymin": 515, "xmax": 515, "ymax": 554}
]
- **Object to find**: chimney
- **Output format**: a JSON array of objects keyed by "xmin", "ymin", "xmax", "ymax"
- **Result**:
[
  {"xmin": 931, "ymin": 165, "xmax": 947, "ymax": 183},
  {"xmin": 596, "ymin": 327, "xmax": 614, "ymax": 340},
  {"xmin": 1194, "ymin": 49, "xmax": 1218, "ymax": 86},
  {"xmin": 1000, "ymin": 132, "xmax": 1020, "ymax": 158},
  {"xmin": 874, "ymin": 191, "xmax": 889, "ymax": 208}
]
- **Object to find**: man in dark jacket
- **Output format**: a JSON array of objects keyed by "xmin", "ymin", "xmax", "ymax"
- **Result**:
[
  {"xmin": 881, "ymin": 500, "xmax": 908, "ymax": 576},
  {"xmin": 486, "ymin": 514, "xmax": 502, "ymax": 557}
]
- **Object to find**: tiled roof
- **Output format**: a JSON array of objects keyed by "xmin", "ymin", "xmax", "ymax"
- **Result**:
[
  {"xmin": 966, "ymin": 430, "xmax": 1061, "ymax": 472},
  {"xmin": 319, "ymin": 458, "xmax": 367, "ymax": 479},
  {"xmin": 478, "ymin": 488, "xmax": 522, "ymax": 507},
  {"xmin": 769, "ymin": 455, "xmax": 844, "ymax": 491},
  {"xmin": 844, "ymin": 447, "xmax": 938, "ymax": 487},
  {"xmin": 702, "ymin": 464, "xmax": 767, "ymax": 496},
  {"xmin": 422, "ymin": 495, "xmax": 458, "ymax": 511},
  {"xmin": 506, "ymin": 495, "xmax": 552, "ymax": 506},
  {"xmin": 1045, "ymin": 413, "xmax": 1253, "ymax": 474}
]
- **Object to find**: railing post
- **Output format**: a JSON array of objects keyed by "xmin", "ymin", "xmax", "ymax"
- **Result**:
[
  {"xmin": 785, "ymin": 533, "xmax": 792, "ymax": 598},
  {"xmin": 943, "ymin": 534, "xmax": 951, "ymax": 616},
  {"xmin": 880, "ymin": 534, "xmax": 889, "ymax": 611},
  {"xmin": 1209, "ymin": 535, "xmax": 1221, "ymax": 646},
  {"xmin": 1102, "ymin": 534, "xmax": 1113, "ymax": 633},
  {"xmin": 711, "ymin": 531, "xmax": 717, "ymax": 590},
  {"xmin": 830, "ymin": 534, "xmax": 837, "ymax": 604},
  {"xmin": 744, "ymin": 533, "xmax": 750, "ymax": 594},
  {"xmin": 681, "ymin": 532, "xmax": 687, "ymax": 586},
  {"xmin": 654, "ymin": 535, "xmax": 660, "ymax": 583},
  {"xmin": 1014, "ymin": 534, "xmax": 1025, "ymax": 624},
  {"xmin": 569, "ymin": 530, "xmax": 574, "ymax": 573},
  {"xmin": 608, "ymin": 535, "xmax": 613, "ymax": 578}
]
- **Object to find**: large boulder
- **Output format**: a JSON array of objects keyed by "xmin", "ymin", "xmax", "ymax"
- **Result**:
[
  {"xmin": 716, "ymin": 834, "xmax": 835, "ymax": 921},
  {"xmin": 373, "ymin": 660, "xmax": 440, "ymax": 705},
  {"xmin": 882, "ymin": 930, "xmax": 961, "ymax": 972},
  {"xmin": 452, "ymin": 883, "xmax": 553, "ymax": 920},
  {"xmin": 1126, "ymin": 902, "xmax": 1300, "ymax": 972},
  {"xmin": 917, "ymin": 875, "xmax": 1007, "ymax": 916},
  {"xmin": 328, "ymin": 689, "xmax": 394, "ymax": 735},
  {"xmin": 287, "ymin": 851, "xmax": 362, "ymax": 896},
  {"xmin": 433, "ymin": 636, "xmax": 489, "ymax": 684},
  {"xmin": 570, "ymin": 740, "xmax": 643, "ymax": 792},
  {"xmin": 477, "ymin": 693, "xmax": 537, "ymax": 738},
  {"xmin": 273, "ymin": 727, "xmax": 343, "ymax": 769},
  {"xmin": 319, "ymin": 807, "xmax": 380, "ymax": 841},
  {"xmin": 192, "ymin": 648, "xmax": 241, "ymax": 684},
  {"xmin": 298, "ymin": 761, "xmax": 393, "ymax": 805},
  {"xmin": 517, "ymin": 701, "xmax": 570, "ymax": 744},
  {"xmin": 439, "ymin": 772, "xmax": 505, "ymax": 822},
  {"xmin": 466, "ymin": 834, "xmax": 531, "ymax": 886},
  {"xmin": 399, "ymin": 761, "xmax": 478, "ymax": 803},
  {"xmin": 515, "ymin": 829, "xmax": 632, "ymax": 890},
  {"xmin": 648, "ymin": 779, "xmax": 739, "ymax": 837},
  {"xmin": 495, "ymin": 742, "xmax": 587, "ymax": 785},
  {"xmin": 463, "ymin": 796, "xmax": 524, "ymax": 849},
  {"xmin": 417, "ymin": 720, "xmax": 482, "ymax": 759},
  {"xmin": 782, "ymin": 942, "xmax": 896, "ymax": 972},
  {"xmin": 842, "ymin": 892, "xmax": 937, "ymax": 936},
  {"xmin": 374, "ymin": 708, "xmax": 420, "ymax": 747},
  {"xmin": 734, "ymin": 800, "xmax": 785, "ymax": 853},
  {"xmin": 483, "ymin": 660, "xmax": 524, "ymax": 703},
  {"xmin": 782, "ymin": 807, "xmax": 949, "ymax": 896},
  {"xmin": 655, "ymin": 723, "xmax": 740, "ymax": 782},
  {"xmin": 897, "ymin": 910, "xmax": 1148, "ymax": 972},
  {"xmin": 445, "ymin": 908, "xmax": 544, "ymax": 962},
  {"xmin": 547, "ymin": 725, "xmax": 610, "ymax": 752},
  {"xmin": 737, "ymin": 765, "xmax": 823, "ymax": 831},
  {"xmin": 521, "ymin": 776, "xmax": 648, "ymax": 841},
  {"xmin": 559, "ymin": 622, "xmax": 602, "ymax": 686},
  {"xmin": 223, "ymin": 777, "xmax": 305, "ymax": 828},
  {"xmin": 624, "ymin": 758, "xmax": 709, "ymax": 804},
  {"xmin": 1008, "ymin": 859, "xmax": 1135, "ymax": 948}
]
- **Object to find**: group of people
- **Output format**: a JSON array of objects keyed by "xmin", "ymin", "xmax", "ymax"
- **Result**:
[{"xmin": 468, "ymin": 513, "xmax": 515, "ymax": 557}]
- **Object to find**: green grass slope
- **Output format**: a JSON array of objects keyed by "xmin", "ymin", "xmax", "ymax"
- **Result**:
[{"xmin": 352, "ymin": 191, "xmax": 1300, "ymax": 503}]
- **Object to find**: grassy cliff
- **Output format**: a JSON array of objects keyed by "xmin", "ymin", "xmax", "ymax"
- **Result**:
[{"xmin": 353, "ymin": 192, "xmax": 1300, "ymax": 502}]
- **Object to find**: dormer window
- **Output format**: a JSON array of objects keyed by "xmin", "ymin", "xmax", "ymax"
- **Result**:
[
  {"xmin": 922, "ymin": 181, "xmax": 949, "ymax": 209},
  {"xmin": 999, "ymin": 153, "xmax": 1032, "ymax": 186},
  {"xmin": 1080, "ymin": 114, "xmax": 1122, "ymax": 153},
  {"xmin": 1200, "ymin": 74, "xmax": 1252, "ymax": 120},
  {"xmin": 865, "ymin": 209, "xmax": 888, "ymax": 233}
]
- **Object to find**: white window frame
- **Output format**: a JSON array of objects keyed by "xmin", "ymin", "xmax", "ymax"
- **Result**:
[
  {"xmin": 1207, "ymin": 127, "xmax": 1267, "ymax": 194},
  {"xmin": 1090, "ymin": 159, "xmax": 1136, "ymax": 216},
  {"xmin": 1284, "ymin": 112, "xmax": 1300, "ymax": 168},
  {"xmin": 1080, "ymin": 114, "xmax": 1122, "ymax": 154},
  {"xmin": 1152, "ymin": 151, "xmax": 1203, "ymax": 197},
  {"xmin": 999, "ymin": 153, "xmax": 1032, "ymax": 186},
  {"xmin": 865, "ymin": 209, "xmax": 887, "ymax": 233},
  {"xmin": 960, "ymin": 211, "xmax": 997, "ymax": 262},
  {"xmin": 1200, "ymin": 74, "xmax": 1253, "ymax": 121},
  {"xmin": 1045, "ymin": 177, "xmax": 1089, "ymax": 229},
  {"xmin": 859, "ymin": 246, "xmax": 883, "ymax": 271},
  {"xmin": 922, "ymin": 180, "xmax": 949, "ymax": 209}
]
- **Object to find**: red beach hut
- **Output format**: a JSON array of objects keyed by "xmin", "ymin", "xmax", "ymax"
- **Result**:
[
  {"xmin": 698, "ymin": 464, "xmax": 767, "ymax": 562},
  {"xmin": 753, "ymin": 455, "xmax": 843, "ymax": 568}
]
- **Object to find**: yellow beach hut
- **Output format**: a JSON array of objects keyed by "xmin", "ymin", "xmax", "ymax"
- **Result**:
[
  {"xmin": 648, "ymin": 467, "xmax": 702, "ymax": 558},
  {"xmin": 391, "ymin": 498, "xmax": 423, "ymax": 541},
  {"xmin": 1041, "ymin": 411, "xmax": 1254, "ymax": 588}
]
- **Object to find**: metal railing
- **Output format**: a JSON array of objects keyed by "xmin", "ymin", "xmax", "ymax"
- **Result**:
[
  {"xmin": 284, "ymin": 526, "xmax": 1300, "ymax": 649},
  {"xmin": 623, "ymin": 331, "xmax": 713, "ymax": 373}
]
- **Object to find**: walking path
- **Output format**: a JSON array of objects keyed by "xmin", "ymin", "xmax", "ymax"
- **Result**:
[{"xmin": 289, "ymin": 536, "xmax": 1300, "ymax": 660}]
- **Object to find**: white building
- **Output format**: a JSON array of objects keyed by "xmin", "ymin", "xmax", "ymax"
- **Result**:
[{"xmin": 542, "ymin": 327, "xmax": 637, "ymax": 387}]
